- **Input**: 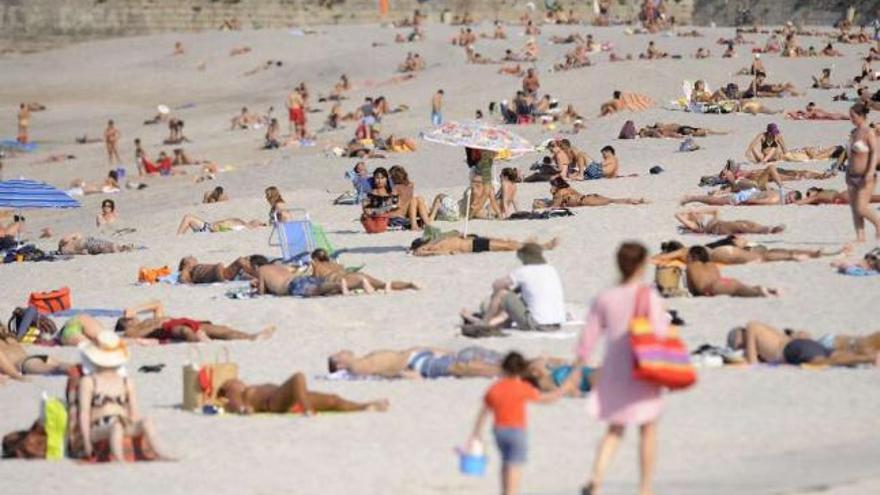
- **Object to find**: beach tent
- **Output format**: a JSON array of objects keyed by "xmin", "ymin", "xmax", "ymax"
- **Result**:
[{"xmin": 0, "ymin": 179, "xmax": 80, "ymax": 209}]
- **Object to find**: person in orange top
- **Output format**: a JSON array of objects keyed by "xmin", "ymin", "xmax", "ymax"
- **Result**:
[{"xmin": 469, "ymin": 352, "xmax": 568, "ymax": 495}]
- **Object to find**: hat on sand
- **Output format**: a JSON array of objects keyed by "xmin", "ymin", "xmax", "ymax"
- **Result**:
[
  {"xmin": 726, "ymin": 327, "xmax": 744, "ymax": 349},
  {"xmin": 80, "ymin": 331, "xmax": 130, "ymax": 368},
  {"xmin": 157, "ymin": 104, "xmax": 170, "ymax": 115},
  {"xmin": 766, "ymin": 123, "xmax": 780, "ymax": 136},
  {"xmin": 516, "ymin": 243, "xmax": 546, "ymax": 265}
]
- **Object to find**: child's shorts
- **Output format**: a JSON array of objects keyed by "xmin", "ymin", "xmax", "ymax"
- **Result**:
[{"xmin": 493, "ymin": 427, "xmax": 527, "ymax": 464}]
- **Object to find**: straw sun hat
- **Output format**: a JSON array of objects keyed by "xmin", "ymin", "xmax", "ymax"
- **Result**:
[{"xmin": 80, "ymin": 331, "xmax": 130, "ymax": 368}]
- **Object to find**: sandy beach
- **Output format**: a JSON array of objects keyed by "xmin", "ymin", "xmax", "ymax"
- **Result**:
[{"xmin": 1, "ymin": 20, "xmax": 879, "ymax": 494}]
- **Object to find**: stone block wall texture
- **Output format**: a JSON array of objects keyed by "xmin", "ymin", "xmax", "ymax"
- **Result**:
[{"xmin": 0, "ymin": 0, "xmax": 691, "ymax": 44}]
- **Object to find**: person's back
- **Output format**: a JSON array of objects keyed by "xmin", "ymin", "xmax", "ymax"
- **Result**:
[
  {"xmin": 685, "ymin": 260, "xmax": 718, "ymax": 295},
  {"xmin": 509, "ymin": 264, "xmax": 565, "ymax": 325}
]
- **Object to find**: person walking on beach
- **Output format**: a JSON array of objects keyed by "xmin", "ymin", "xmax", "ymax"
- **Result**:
[
  {"xmin": 104, "ymin": 120, "xmax": 121, "ymax": 166},
  {"xmin": 16, "ymin": 103, "xmax": 30, "ymax": 144},
  {"xmin": 573, "ymin": 242, "xmax": 668, "ymax": 495},
  {"xmin": 845, "ymin": 102, "xmax": 880, "ymax": 242},
  {"xmin": 287, "ymin": 87, "xmax": 306, "ymax": 139},
  {"xmin": 469, "ymin": 351, "xmax": 566, "ymax": 495},
  {"xmin": 431, "ymin": 89, "xmax": 444, "ymax": 125}
]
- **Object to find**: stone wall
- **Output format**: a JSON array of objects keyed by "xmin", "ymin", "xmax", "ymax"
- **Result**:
[{"xmin": 693, "ymin": 0, "xmax": 880, "ymax": 27}]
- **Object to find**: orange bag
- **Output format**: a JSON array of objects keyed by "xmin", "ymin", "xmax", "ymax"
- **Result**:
[
  {"xmin": 27, "ymin": 287, "xmax": 71, "ymax": 314},
  {"xmin": 629, "ymin": 286, "xmax": 697, "ymax": 390},
  {"xmin": 361, "ymin": 214, "xmax": 389, "ymax": 234},
  {"xmin": 138, "ymin": 266, "xmax": 172, "ymax": 284}
]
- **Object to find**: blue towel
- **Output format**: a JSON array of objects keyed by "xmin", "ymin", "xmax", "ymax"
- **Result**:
[
  {"xmin": 840, "ymin": 266, "xmax": 880, "ymax": 277},
  {"xmin": 1, "ymin": 140, "xmax": 38, "ymax": 152},
  {"xmin": 51, "ymin": 308, "xmax": 124, "ymax": 318}
]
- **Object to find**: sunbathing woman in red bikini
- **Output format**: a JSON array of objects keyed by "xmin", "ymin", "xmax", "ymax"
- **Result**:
[{"xmin": 114, "ymin": 301, "xmax": 275, "ymax": 343}]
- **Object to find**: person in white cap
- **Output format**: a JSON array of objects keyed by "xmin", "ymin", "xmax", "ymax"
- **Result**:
[{"xmin": 78, "ymin": 331, "xmax": 171, "ymax": 461}]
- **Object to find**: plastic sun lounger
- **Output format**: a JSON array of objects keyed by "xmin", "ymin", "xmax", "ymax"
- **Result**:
[{"xmin": 268, "ymin": 209, "xmax": 335, "ymax": 265}]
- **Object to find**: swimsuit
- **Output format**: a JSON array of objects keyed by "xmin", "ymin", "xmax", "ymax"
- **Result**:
[
  {"xmin": 471, "ymin": 236, "xmax": 491, "ymax": 253},
  {"xmin": 583, "ymin": 161, "xmax": 604, "ymax": 180},
  {"xmin": 19, "ymin": 354, "xmax": 49, "ymax": 375},
  {"xmin": 406, "ymin": 350, "xmax": 454, "ymax": 378},
  {"xmin": 731, "ymin": 188, "xmax": 760, "ymax": 205},
  {"xmin": 288, "ymin": 276, "xmax": 324, "ymax": 297},
  {"xmin": 84, "ymin": 237, "xmax": 115, "ymax": 254},
  {"xmin": 197, "ymin": 222, "xmax": 213, "ymax": 233},
  {"xmin": 782, "ymin": 339, "xmax": 830, "ymax": 365}
]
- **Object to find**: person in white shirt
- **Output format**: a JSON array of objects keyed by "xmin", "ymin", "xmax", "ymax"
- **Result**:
[{"xmin": 462, "ymin": 243, "xmax": 566, "ymax": 331}]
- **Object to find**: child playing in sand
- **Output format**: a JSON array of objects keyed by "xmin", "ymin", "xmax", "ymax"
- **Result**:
[{"xmin": 469, "ymin": 352, "xmax": 567, "ymax": 495}]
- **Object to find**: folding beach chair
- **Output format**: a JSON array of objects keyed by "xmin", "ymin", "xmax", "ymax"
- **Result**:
[{"xmin": 268, "ymin": 209, "xmax": 335, "ymax": 265}]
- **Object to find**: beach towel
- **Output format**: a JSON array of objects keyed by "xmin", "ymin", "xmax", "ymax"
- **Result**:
[
  {"xmin": 317, "ymin": 370, "xmax": 395, "ymax": 381},
  {"xmin": 619, "ymin": 92, "xmax": 656, "ymax": 112},
  {"xmin": 0, "ymin": 140, "xmax": 37, "ymax": 152},
  {"xmin": 838, "ymin": 266, "xmax": 880, "ymax": 276},
  {"xmin": 51, "ymin": 309, "xmax": 123, "ymax": 318}
]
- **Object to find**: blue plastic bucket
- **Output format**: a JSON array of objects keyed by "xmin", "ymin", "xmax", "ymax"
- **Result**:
[{"xmin": 459, "ymin": 453, "xmax": 487, "ymax": 476}]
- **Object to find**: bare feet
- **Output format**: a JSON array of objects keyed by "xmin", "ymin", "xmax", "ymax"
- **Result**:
[
  {"xmin": 253, "ymin": 326, "xmax": 276, "ymax": 341},
  {"xmin": 761, "ymin": 287, "xmax": 781, "ymax": 297},
  {"xmin": 543, "ymin": 237, "xmax": 561, "ymax": 250},
  {"xmin": 770, "ymin": 225, "xmax": 785, "ymax": 233},
  {"xmin": 367, "ymin": 399, "xmax": 390, "ymax": 412}
]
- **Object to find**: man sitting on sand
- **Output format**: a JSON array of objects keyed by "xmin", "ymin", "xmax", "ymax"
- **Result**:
[
  {"xmin": 114, "ymin": 300, "xmax": 275, "ymax": 343},
  {"xmin": 409, "ymin": 227, "xmax": 559, "ymax": 257},
  {"xmin": 686, "ymin": 246, "xmax": 780, "ymax": 297},
  {"xmin": 176, "ymin": 214, "xmax": 266, "ymax": 235},
  {"xmin": 1, "ymin": 323, "xmax": 72, "ymax": 382},
  {"xmin": 328, "ymin": 346, "xmax": 505, "ymax": 379},
  {"xmin": 460, "ymin": 243, "xmax": 566, "ymax": 331},
  {"xmin": 58, "ymin": 233, "xmax": 136, "ymax": 255},
  {"xmin": 727, "ymin": 321, "xmax": 880, "ymax": 366},
  {"xmin": 217, "ymin": 372, "xmax": 388, "ymax": 415},
  {"xmin": 178, "ymin": 255, "xmax": 266, "ymax": 284}
]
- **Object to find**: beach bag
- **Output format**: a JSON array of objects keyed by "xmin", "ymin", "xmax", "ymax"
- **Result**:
[
  {"xmin": 655, "ymin": 266, "xmax": 685, "ymax": 298},
  {"xmin": 618, "ymin": 120, "xmax": 637, "ymax": 139},
  {"xmin": 28, "ymin": 287, "xmax": 71, "ymax": 314},
  {"xmin": 629, "ymin": 286, "xmax": 696, "ymax": 390},
  {"xmin": 7, "ymin": 306, "xmax": 58, "ymax": 343},
  {"xmin": 361, "ymin": 214, "xmax": 389, "ymax": 234},
  {"xmin": 138, "ymin": 265, "xmax": 172, "ymax": 284},
  {"xmin": 182, "ymin": 347, "xmax": 238, "ymax": 411}
]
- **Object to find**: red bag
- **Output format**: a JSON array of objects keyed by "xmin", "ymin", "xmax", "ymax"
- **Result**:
[
  {"xmin": 629, "ymin": 286, "xmax": 696, "ymax": 390},
  {"xmin": 28, "ymin": 287, "xmax": 71, "ymax": 314},
  {"xmin": 361, "ymin": 214, "xmax": 389, "ymax": 234}
]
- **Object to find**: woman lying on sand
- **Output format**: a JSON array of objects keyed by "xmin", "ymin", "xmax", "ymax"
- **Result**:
[
  {"xmin": 686, "ymin": 246, "xmax": 780, "ymax": 297},
  {"xmin": 831, "ymin": 248, "xmax": 880, "ymax": 275},
  {"xmin": 311, "ymin": 248, "xmax": 419, "ymax": 292},
  {"xmin": 176, "ymin": 214, "xmax": 266, "ymax": 235},
  {"xmin": 638, "ymin": 122, "xmax": 727, "ymax": 138},
  {"xmin": 786, "ymin": 102, "xmax": 849, "ymax": 120},
  {"xmin": 534, "ymin": 177, "xmax": 647, "ymax": 209},
  {"xmin": 218, "ymin": 373, "xmax": 388, "ymax": 415},
  {"xmin": 727, "ymin": 321, "xmax": 880, "ymax": 366},
  {"xmin": 409, "ymin": 228, "xmax": 559, "ymax": 256},
  {"xmin": 203, "ymin": 186, "xmax": 227, "ymax": 204},
  {"xmin": 652, "ymin": 237, "xmax": 849, "ymax": 265},
  {"xmin": 796, "ymin": 187, "xmax": 880, "ymax": 205},
  {"xmin": 675, "ymin": 209, "xmax": 785, "ymax": 235},
  {"xmin": 114, "ymin": 300, "xmax": 275, "ymax": 343},
  {"xmin": 59, "ymin": 234, "xmax": 135, "ymax": 255},
  {"xmin": 69, "ymin": 170, "xmax": 121, "ymax": 196},
  {"xmin": 681, "ymin": 188, "xmax": 801, "ymax": 206},
  {"xmin": 1, "ymin": 323, "xmax": 72, "ymax": 382},
  {"xmin": 711, "ymin": 160, "xmax": 835, "ymax": 192},
  {"xmin": 178, "ymin": 255, "xmax": 265, "ymax": 284}
]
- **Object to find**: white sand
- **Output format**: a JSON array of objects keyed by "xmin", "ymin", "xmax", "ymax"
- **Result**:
[{"xmin": 0, "ymin": 23, "xmax": 879, "ymax": 494}]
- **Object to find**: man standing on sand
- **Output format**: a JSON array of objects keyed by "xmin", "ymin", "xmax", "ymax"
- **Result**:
[
  {"xmin": 286, "ymin": 87, "xmax": 306, "ymax": 139},
  {"xmin": 431, "ymin": 89, "xmax": 444, "ymax": 125},
  {"xmin": 522, "ymin": 68, "xmax": 540, "ymax": 97},
  {"xmin": 104, "ymin": 120, "xmax": 121, "ymax": 166},
  {"xmin": 16, "ymin": 103, "xmax": 30, "ymax": 144}
]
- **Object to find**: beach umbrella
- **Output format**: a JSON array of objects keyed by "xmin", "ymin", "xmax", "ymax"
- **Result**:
[
  {"xmin": 422, "ymin": 122, "xmax": 534, "ymax": 234},
  {"xmin": 0, "ymin": 179, "xmax": 81, "ymax": 209},
  {"xmin": 421, "ymin": 121, "xmax": 535, "ymax": 154}
]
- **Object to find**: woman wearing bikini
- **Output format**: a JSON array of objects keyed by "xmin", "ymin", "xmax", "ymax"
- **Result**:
[
  {"xmin": 746, "ymin": 123, "xmax": 787, "ymax": 163},
  {"xmin": 846, "ymin": 103, "xmax": 880, "ymax": 242},
  {"xmin": 544, "ymin": 177, "xmax": 646, "ymax": 208},
  {"xmin": 674, "ymin": 209, "xmax": 785, "ymax": 235},
  {"xmin": 78, "ymin": 332, "xmax": 171, "ymax": 461}
]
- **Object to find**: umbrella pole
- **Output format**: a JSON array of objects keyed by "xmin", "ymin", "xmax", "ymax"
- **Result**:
[{"xmin": 463, "ymin": 188, "xmax": 471, "ymax": 236}]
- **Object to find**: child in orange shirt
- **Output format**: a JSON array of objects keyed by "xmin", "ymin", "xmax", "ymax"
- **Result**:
[{"xmin": 470, "ymin": 351, "xmax": 569, "ymax": 495}]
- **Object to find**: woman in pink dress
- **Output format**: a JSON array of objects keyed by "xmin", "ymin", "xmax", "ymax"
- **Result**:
[{"xmin": 574, "ymin": 242, "xmax": 667, "ymax": 495}]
